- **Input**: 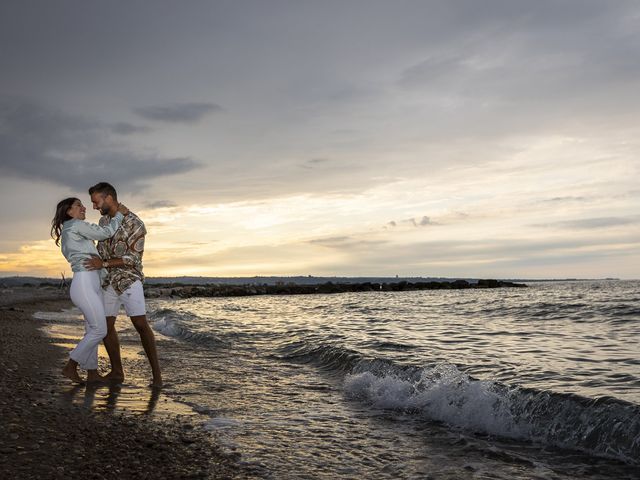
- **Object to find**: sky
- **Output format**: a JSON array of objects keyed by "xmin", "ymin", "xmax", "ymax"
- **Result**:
[{"xmin": 1, "ymin": 0, "xmax": 639, "ymax": 279}]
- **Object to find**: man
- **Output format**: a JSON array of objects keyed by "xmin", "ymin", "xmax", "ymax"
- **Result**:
[{"xmin": 84, "ymin": 182, "xmax": 162, "ymax": 387}]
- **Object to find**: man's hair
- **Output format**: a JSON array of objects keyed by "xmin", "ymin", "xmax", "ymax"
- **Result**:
[{"xmin": 88, "ymin": 182, "xmax": 117, "ymax": 201}]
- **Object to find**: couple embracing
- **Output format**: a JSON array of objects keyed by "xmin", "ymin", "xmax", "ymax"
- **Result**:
[{"xmin": 50, "ymin": 182, "xmax": 162, "ymax": 387}]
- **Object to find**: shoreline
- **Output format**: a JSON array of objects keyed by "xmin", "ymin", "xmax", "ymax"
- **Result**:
[{"xmin": 0, "ymin": 289, "xmax": 244, "ymax": 479}]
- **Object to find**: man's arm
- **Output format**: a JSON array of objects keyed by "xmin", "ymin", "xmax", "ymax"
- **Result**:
[
  {"xmin": 85, "ymin": 216, "xmax": 146, "ymax": 271},
  {"xmin": 85, "ymin": 256, "xmax": 127, "ymax": 270}
]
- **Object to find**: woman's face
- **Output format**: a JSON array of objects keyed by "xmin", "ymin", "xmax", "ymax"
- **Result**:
[{"xmin": 66, "ymin": 200, "xmax": 86, "ymax": 220}]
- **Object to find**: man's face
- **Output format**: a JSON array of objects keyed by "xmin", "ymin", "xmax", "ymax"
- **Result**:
[{"xmin": 90, "ymin": 192, "xmax": 111, "ymax": 215}]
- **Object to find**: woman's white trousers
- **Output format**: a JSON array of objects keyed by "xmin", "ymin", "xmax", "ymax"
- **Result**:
[{"xmin": 69, "ymin": 271, "xmax": 107, "ymax": 370}]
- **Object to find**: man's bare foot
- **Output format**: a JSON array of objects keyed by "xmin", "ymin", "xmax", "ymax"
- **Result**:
[
  {"xmin": 62, "ymin": 361, "xmax": 83, "ymax": 384},
  {"xmin": 104, "ymin": 371, "xmax": 125, "ymax": 383}
]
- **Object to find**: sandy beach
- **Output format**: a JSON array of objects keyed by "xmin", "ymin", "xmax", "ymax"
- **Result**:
[{"xmin": 0, "ymin": 287, "xmax": 244, "ymax": 479}]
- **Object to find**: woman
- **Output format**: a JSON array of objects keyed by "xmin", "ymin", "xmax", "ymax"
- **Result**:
[{"xmin": 51, "ymin": 197, "xmax": 128, "ymax": 383}]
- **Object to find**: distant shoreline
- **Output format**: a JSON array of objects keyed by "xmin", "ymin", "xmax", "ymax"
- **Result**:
[
  {"xmin": 143, "ymin": 279, "xmax": 527, "ymax": 299},
  {"xmin": 1, "ymin": 278, "xmax": 528, "ymax": 300}
]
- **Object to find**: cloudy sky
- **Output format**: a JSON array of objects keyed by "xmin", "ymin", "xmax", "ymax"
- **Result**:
[{"xmin": 1, "ymin": 0, "xmax": 639, "ymax": 279}]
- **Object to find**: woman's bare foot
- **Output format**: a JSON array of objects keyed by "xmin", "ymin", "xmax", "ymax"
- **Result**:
[
  {"xmin": 62, "ymin": 360, "xmax": 83, "ymax": 384},
  {"xmin": 86, "ymin": 370, "xmax": 109, "ymax": 384}
]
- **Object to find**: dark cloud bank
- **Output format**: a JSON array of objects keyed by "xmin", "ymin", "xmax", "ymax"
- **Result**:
[
  {"xmin": 133, "ymin": 102, "xmax": 223, "ymax": 124},
  {"xmin": 110, "ymin": 122, "xmax": 152, "ymax": 135},
  {"xmin": 0, "ymin": 96, "xmax": 201, "ymax": 191}
]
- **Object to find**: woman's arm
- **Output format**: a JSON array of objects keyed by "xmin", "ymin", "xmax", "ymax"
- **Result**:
[{"xmin": 73, "ymin": 211, "xmax": 124, "ymax": 240}]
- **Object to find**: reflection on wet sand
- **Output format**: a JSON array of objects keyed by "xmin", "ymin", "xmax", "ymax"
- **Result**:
[
  {"xmin": 43, "ymin": 320, "xmax": 193, "ymax": 416},
  {"xmin": 59, "ymin": 382, "xmax": 164, "ymax": 414}
]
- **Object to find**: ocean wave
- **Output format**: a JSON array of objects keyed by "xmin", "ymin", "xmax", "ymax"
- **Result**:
[
  {"xmin": 474, "ymin": 301, "xmax": 640, "ymax": 323},
  {"xmin": 277, "ymin": 340, "xmax": 640, "ymax": 464},
  {"xmin": 149, "ymin": 308, "xmax": 228, "ymax": 347},
  {"xmin": 203, "ymin": 416, "xmax": 243, "ymax": 431},
  {"xmin": 345, "ymin": 362, "xmax": 640, "ymax": 465},
  {"xmin": 273, "ymin": 340, "xmax": 366, "ymax": 372},
  {"xmin": 33, "ymin": 308, "xmax": 83, "ymax": 322}
]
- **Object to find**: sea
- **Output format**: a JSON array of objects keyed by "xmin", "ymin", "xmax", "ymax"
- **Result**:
[{"xmin": 43, "ymin": 280, "xmax": 640, "ymax": 479}]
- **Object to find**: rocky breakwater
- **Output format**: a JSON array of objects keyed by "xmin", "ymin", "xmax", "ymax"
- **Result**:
[{"xmin": 145, "ymin": 279, "xmax": 527, "ymax": 299}]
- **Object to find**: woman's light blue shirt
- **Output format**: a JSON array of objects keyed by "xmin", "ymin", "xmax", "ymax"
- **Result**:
[{"xmin": 60, "ymin": 212, "xmax": 124, "ymax": 273}]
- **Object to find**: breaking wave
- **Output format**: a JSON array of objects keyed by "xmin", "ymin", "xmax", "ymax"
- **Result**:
[{"xmin": 278, "ymin": 340, "xmax": 640, "ymax": 465}]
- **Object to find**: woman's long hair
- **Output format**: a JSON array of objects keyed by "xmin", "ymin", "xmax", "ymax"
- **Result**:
[{"xmin": 51, "ymin": 197, "xmax": 79, "ymax": 246}]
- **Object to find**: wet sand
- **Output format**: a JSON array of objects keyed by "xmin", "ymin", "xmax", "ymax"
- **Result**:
[{"xmin": 0, "ymin": 287, "xmax": 245, "ymax": 479}]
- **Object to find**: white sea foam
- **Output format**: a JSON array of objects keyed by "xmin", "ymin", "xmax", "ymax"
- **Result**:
[
  {"xmin": 202, "ymin": 417, "xmax": 244, "ymax": 456},
  {"xmin": 33, "ymin": 308, "xmax": 82, "ymax": 322},
  {"xmin": 150, "ymin": 308, "xmax": 226, "ymax": 346},
  {"xmin": 203, "ymin": 417, "xmax": 242, "ymax": 431},
  {"xmin": 344, "ymin": 363, "xmax": 522, "ymax": 438},
  {"xmin": 344, "ymin": 361, "xmax": 640, "ymax": 463},
  {"xmin": 152, "ymin": 316, "xmax": 183, "ymax": 338}
]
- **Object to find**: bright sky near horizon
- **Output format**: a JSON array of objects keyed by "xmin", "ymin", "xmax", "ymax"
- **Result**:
[{"xmin": 1, "ymin": 1, "xmax": 639, "ymax": 279}]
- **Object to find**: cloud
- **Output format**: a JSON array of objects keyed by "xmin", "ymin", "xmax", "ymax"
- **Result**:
[
  {"xmin": 110, "ymin": 122, "xmax": 152, "ymax": 135},
  {"xmin": 534, "ymin": 216, "xmax": 640, "ymax": 230},
  {"xmin": 299, "ymin": 157, "xmax": 332, "ymax": 170},
  {"xmin": 335, "ymin": 233, "xmax": 640, "ymax": 272},
  {"xmin": 0, "ymin": 239, "xmax": 65, "ymax": 277},
  {"xmin": 133, "ymin": 102, "xmax": 223, "ymax": 123},
  {"xmin": 395, "ymin": 216, "xmax": 436, "ymax": 228},
  {"xmin": 0, "ymin": 96, "xmax": 101, "ymax": 149},
  {"xmin": 0, "ymin": 96, "xmax": 201, "ymax": 191},
  {"xmin": 308, "ymin": 236, "xmax": 351, "ymax": 247},
  {"xmin": 400, "ymin": 53, "xmax": 467, "ymax": 88},
  {"xmin": 540, "ymin": 196, "xmax": 589, "ymax": 204},
  {"xmin": 308, "ymin": 235, "xmax": 386, "ymax": 249},
  {"xmin": 393, "ymin": 3, "xmax": 640, "ymax": 140},
  {"xmin": 399, "ymin": 3, "xmax": 640, "ymax": 98},
  {"xmin": 146, "ymin": 242, "xmax": 331, "ymax": 276},
  {"xmin": 146, "ymin": 200, "xmax": 178, "ymax": 209}
]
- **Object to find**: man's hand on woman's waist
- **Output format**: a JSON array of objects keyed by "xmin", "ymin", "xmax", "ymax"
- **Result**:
[{"xmin": 84, "ymin": 255, "xmax": 126, "ymax": 270}]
